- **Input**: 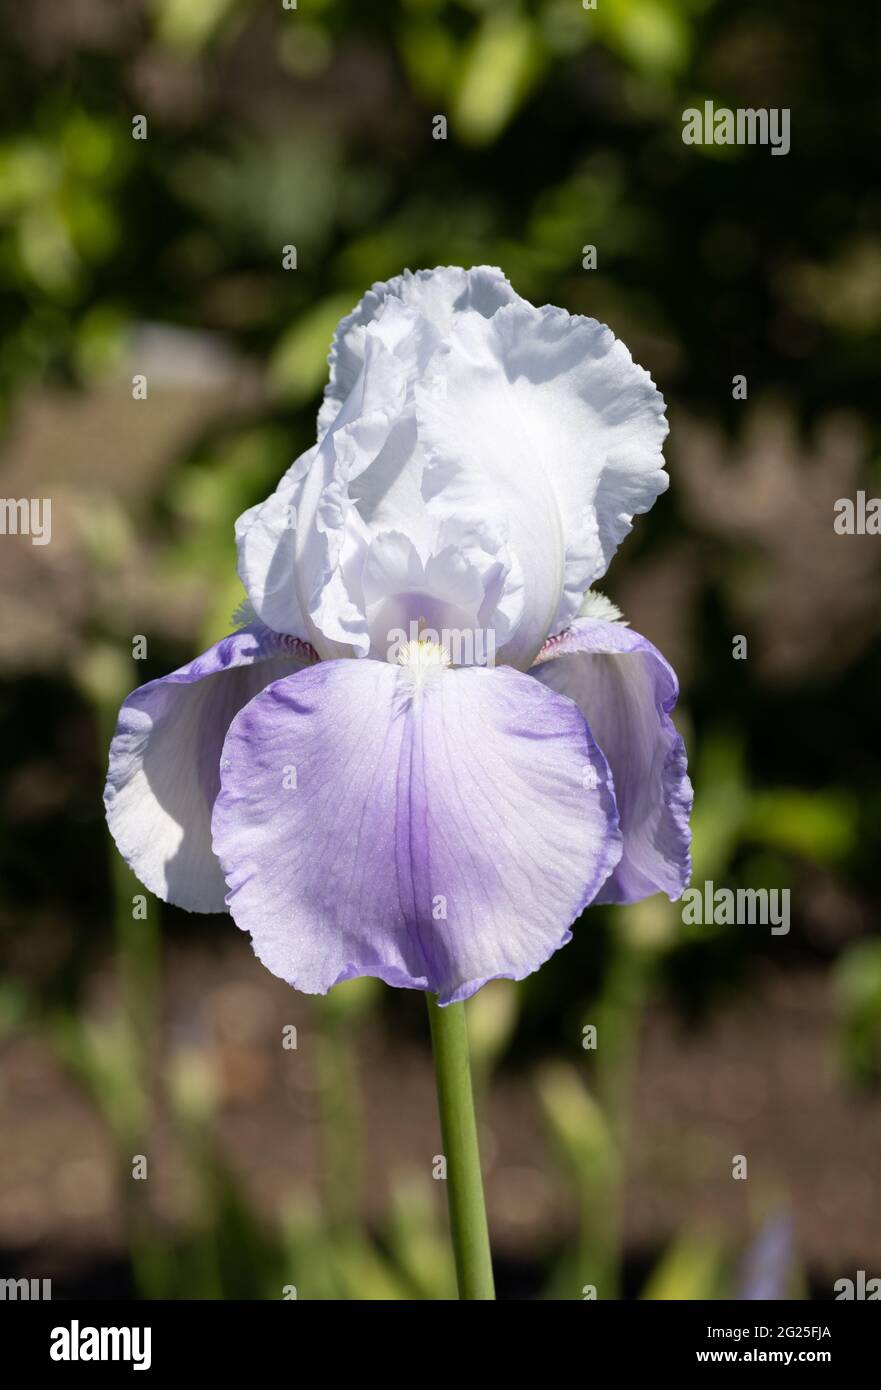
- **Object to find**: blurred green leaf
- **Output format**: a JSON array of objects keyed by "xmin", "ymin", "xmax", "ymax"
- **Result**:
[
  {"xmin": 386, "ymin": 1175, "xmax": 456, "ymax": 1299},
  {"xmin": 748, "ymin": 789, "xmax": 857, "ymax": 865},
  {"xmin": 0, "ymin": 982, "xmax": 30, "ymax": 1042},
  {"xmin": 152, "ymin": 0, "xmax": 240, "ymax": 54},
  {"xmin": 269, "ymin": 292, "xmax": 355, "ymax": 403},
  {"xmin": 642, "ymin": 1228, "xmax": 728, "ymax": 1299},
  {"xmin": 398, "ymin": 19, "xmax": 460, "ymax": 101},
  {"xmin": 73, "ymin": 303, "xmax": 131, "ymax": 381},
  {"xmin": 836, "ymin": 940, "xmax": 881, "ymax": 1085},
  {"xmin": 466, "ymin": 979, "xmax": 518, "ymax": 1082},
  {"xmin": 537, "ymin": 1062, "xmax": 620, "ymax": 1299},
  {"xmin": 596, "ymin": 0, "xmax": 692, "ymax": 77},
  {"xmin": 453, "ymin": 12, "xmax": 547, "ymax": 146}
]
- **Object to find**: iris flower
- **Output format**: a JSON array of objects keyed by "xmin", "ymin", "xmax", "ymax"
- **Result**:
[{"xmin": 105, "ymin": 266, "xmax": 692, "ymax": 1007}]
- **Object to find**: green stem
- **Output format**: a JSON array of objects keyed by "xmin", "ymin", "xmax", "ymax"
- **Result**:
[{"xmin": 426, "ymin": 994, "xmax": 495, "ymax": 1300}]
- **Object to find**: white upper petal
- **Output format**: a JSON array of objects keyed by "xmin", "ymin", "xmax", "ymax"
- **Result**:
[
  {"xmin": 234, "ymin": 447, "xmax": 316, "ymax": 645},
  {"xmin": 318, "ymin": 265, "xmax": 519, "ymax": 437},
  {"xmin": 416, "ymin": 300, "xmax": 668, "ymax": 666},
  {"xmin": 236, "ymin": 324, "xmax": 410, "ymax": 657},
  {"xmin": 238, "ymin": 268, "xmax": 667, "ymax": 669}
]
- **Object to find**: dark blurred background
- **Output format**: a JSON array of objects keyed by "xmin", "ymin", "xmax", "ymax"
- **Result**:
[{"xmin": 0, "ymin": 0, "xmax": 879, "ymax": 1300}]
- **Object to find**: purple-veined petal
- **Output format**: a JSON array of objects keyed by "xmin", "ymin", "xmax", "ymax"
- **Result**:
[
  {"xmin": 104, "ymin": 625, "xmax": 316, "ymax": 913},
  {"xmin": 212, "ymin": 657, "xmax": 622, "ymax": 1004},
  {"xmin": 532, "ymin": 617, "xmax": 692, "ymax": 903}
]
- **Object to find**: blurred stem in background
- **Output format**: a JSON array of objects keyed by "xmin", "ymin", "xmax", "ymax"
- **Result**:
[
  {"xmin": 593, "ymin": 917, "xmax": 659, "ymax": 1150},
  {"xmin": 534, "ymin": 747, "xmax": 691, "ymax": 1299},
  {"xmin": 66, "ymin": 642, "xmax": 165, "ymax": 1295},
  {"xmin": 539, "ymin": 1059, "xmax": 619, "ymax": 1299},
  {"xmin": 426, "ymin": 994, "xmax": 495, "ymax": 1300},
  {"xmin": 539, "ymin": 911, "xmax": 661, "ymax": 1301},
  {"xmin": 466, "ymin": 978, "xmax": 519, "ymax": 1110},
  {"xmin": 313, "ymin": 983, "xmax": 372, "ymax": 1240}
]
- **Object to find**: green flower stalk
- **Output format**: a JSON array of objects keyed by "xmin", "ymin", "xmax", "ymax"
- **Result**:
[{"xmin": 426, "ymin": 995, "xmax": 495, "ymax": 1300}]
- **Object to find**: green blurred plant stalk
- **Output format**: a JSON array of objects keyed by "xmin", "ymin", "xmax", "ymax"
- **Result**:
[
  {"xmin": 74, "ymin": 645, "xmax": 166, "ymax": 1296},
  {"xmin": 426, "ymin": 994, "xmax": 495, "ymax": 1300},
  {"xmin": 314, "ymin": 989, "xmax": 366, "ymax": 1244}
]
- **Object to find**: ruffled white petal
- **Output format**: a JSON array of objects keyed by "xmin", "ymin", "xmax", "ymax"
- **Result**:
[
  {"xmin": 318, "ymin": 265, "xmax": 519, "ymax": 437},
  {"xmin": 417, "ymin": 301, "xmax": 668, "ymax": 667},
  {"xmin": 236, "ymin": 326, "xmax": 410, "ymax": 656},
  {"xmin": 238, "ymin": 268, "xmax": 667, "ymax": 673}
]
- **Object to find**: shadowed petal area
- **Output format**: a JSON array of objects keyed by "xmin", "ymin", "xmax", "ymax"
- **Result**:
[
  {"xmin": 212, "ymin": 658, "xmax": 622, "ymax": 1004},
  {"xmin": 104, "ymin": 625, "xmax": 316, "ymax": 913},
  {"xmin": 532, "ymin": 618, "xmax": 692, "ymax": 904}
]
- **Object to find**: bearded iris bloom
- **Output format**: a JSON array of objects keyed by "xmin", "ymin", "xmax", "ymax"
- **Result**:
[{"xmin": 105, "ymin": 266, "xmax": 692, "ymax": 1007}]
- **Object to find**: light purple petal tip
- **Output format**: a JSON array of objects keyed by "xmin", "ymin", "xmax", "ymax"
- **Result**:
[
  {"xmin": 104, "ymin": 624, "xmax": 316, "ymax": 913},
  {"xmin": 532, "ymin": 618, "xmax": 692, "ymax": 904}
]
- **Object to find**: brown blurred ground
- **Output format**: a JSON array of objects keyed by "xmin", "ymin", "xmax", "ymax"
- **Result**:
[{"xmin": 2, "ymin": 941, "xmax": 878, "ymax": 1293}]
